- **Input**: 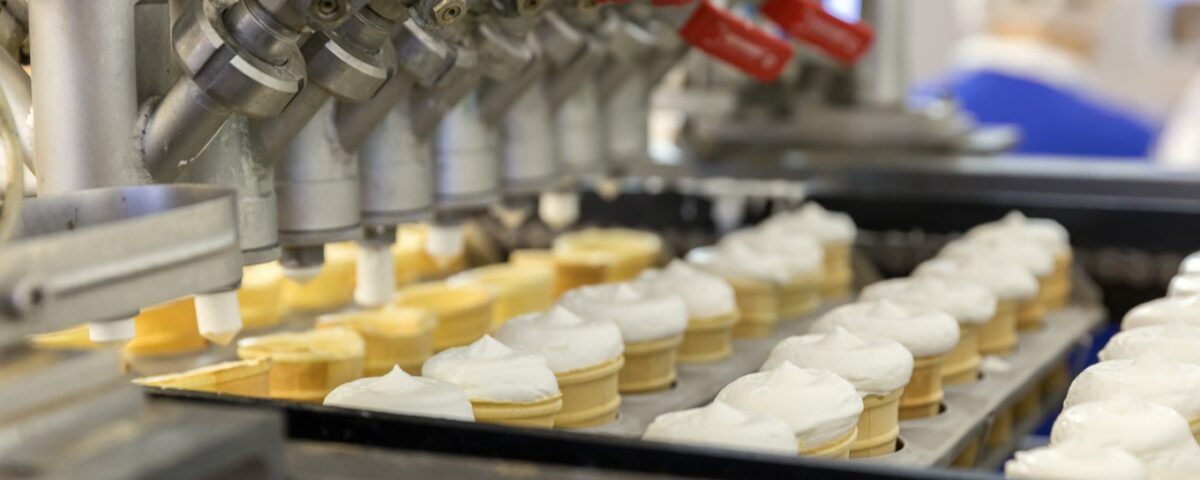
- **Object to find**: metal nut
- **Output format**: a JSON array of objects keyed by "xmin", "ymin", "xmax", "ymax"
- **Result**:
[{"xmin": 430, "ymin": 0, "xmax": 465, "ymax": 25}]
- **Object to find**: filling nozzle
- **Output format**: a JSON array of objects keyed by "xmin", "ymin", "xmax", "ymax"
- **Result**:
[
  {"xmin": 87, "ymin": 315, "xmax": 137, "ymax": 347},
  {"xmin": 195, "ymin": 288, "xmax": 243, "ymax": 346},
  {"xmin": 538, "ymin": 189, "xmax": 579, "ymax": 231},
  {"xmin": 354, "ymin": 226, "xmax": 398, "ymax": 308},
  {"xmin": 280, "ymin": 245, "xmax": 326, "ymax": 283},
  {"xmin": 425, "ymin": 217, "xmax": 466, "ymax": 269}
]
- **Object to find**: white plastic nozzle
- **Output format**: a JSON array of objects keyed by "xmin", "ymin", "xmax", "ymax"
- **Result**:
[
  {"xmin": 195, "ymin": 290, "xmax": 242, "ymax": 345},
  {"xmin": 425, "ymin": 223, "xmax": 464, "ymax": 269},
  {"xmin": 354, "ymin": 241, "xmax": 396, "ymax": 308},
  {"xmin": 538, "ymin": 191, "xmax": 579, "ymax": 231},
  {"xmin": 490, "ymin": 203, "xmax": 530, "ymax": 231},
  {"xmin": 711, "ymin": 195, "xmax": 746, "ymax": 234},
  {"xmin": 282, "ymin": 264, "xmax": 322, "ymax": 284},
  {"xmin": 88, "ymin": 317, "xmax": 136, "ymax": 347}
]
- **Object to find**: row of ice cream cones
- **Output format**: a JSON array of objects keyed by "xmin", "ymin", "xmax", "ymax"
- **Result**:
[{"xmin": 1006, "ymin": 251, "xmax": 1200, "ymax": 479}]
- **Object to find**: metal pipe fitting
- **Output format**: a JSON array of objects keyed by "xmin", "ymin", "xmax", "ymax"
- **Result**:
[
  {"xmin": 176, "ymin": 118, "xmax": 281, "ymax": 265},
  {"xmin": 275, "ymin": 101, "xmax": 363, "ymax": 248}
]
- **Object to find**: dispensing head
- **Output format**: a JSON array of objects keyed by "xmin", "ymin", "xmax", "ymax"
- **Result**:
[
  {"xmin": 425, "ymin": 217, "xmax": 466, "ymax": 269},
  {"xmin": 280, "ymin": 245, "xmax": 326, "ymax": 283},
  {"xmin": 195, "ymin": 288, "xmax": 244, "ymax": 345},
  {"xmin": 538, "ymin": 189, "xmax": 580, "ymax": 231},
  {"xmin": 354, "ymin": 226, "xmax": 398, "ymax": 308}
]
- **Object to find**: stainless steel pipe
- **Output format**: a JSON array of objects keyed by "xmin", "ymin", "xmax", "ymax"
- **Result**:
[{"xmin": 30, "ymin": 0, "xmax": 142, "ymax": 194}]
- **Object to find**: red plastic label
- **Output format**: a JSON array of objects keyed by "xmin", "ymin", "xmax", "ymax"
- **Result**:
[
  {"xmin": 759, "ymin": 0, "xmax": 874, "ymax": 65},
  {"xmin": 677, "ymin": 1, "xmax": 794, "ymax": 82}
]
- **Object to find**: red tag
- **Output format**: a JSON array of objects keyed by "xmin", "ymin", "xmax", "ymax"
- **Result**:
[
  {"xmin": 759, "ymin": 0, "xmax": 874, "ymax": 65},
  {"xmin": 677, "ymin": 1, "xmax": 794, "ymax": 82}
]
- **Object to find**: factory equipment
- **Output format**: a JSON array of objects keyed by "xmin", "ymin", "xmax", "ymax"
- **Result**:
[{"xmin": 1, "ymin": 0, "xmax": 1193, "ymax": 479}]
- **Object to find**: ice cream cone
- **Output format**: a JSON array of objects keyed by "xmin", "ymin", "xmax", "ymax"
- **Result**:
[
  {"xmin": 553, "ymin": 229, "xmax": 662, "ymax": 282},
  {"xmin": 619, "ymin": 334, "xmax": 683, "ymax": 393},
  {"xmin": 1015, "ymin": 385, "xmax": 1042, "ymax": 420},
  {"xmin": 1040, "ymin": 361, "xmax": 1072, "ymax": 400},
  {"xmin": 943, "ymin": 324, "xmax": 982, "ymax": 385},
  {"xmin": 316, "ymin": 308, "xmax": 436, "ymax": 376},
  {"xmin": 552, "ymin": 250, "xmax": 616, "ymax": 296},
  {"xmin": 553, "ymin": 355, "xmax": 624, "ymax": 428},
  {"xmin": 281, "ymin": 242, "xmax": 357, "ymax": 314},
  {"xmin": 677, "ymin": 311, "xmax": 739, "ymax": 363},
  {"xmin": 134, "ymin": 358, "xmax": 271, "ymax": 397},
  {"xmin": 1017, "ymin": 292, "xmax": 1046, "ymax": 331},
  {"xmin": 727, "ymin": 277, "xmax": 779, "ymax": 338},
  {"xmin": 394, "ymin": 282, "xmax": 494, "ymax": 351},
  {"xmin": 1188, "ymin": 415, "xmax": 1200, "ymax": 443},
  {"xmin": 850, "ymin": 389, "xmax": 903, "ymax": 458},
  {"xmin": 28, "ymin": 325, "xmax": 99, "ymax": 351},
  {"xmin": 778, "ymin": 271, "xmax": 823, "ymax": 318},
  {"xmin": 471, "ymin": 395, "xmax": 564, "ymax": 429},
  {"xmin": 978, "ymin": 299, "xmax": 1018, "ymax": 355},
  {"xmin": 239, "ymin": 263, "xmax": 285, "ymax": 330},
  {"xmin": 953, "ymin": 438, "xmax": 982, "ymax": 467},
  {"xmin": 899, "ymin": 355, "xmax": 946, "ymax": 420},
  {"xmin": 124, "ymin": 297, "xmax": 208, "ymax": 358},
  {"xmin": 987, "ymin": 408, "xmax": 1013, "ymax": 448},
  {"xmin": 1045, "ymin": 252, "xmax": 1073, "ymax": 310},
  {"xmin": 450, "ymin": 263, "xmax": 555, "ymax": 329},
  {"xmin": 821, "ymin": 242, "xmax": 854, "ymax": 300},
  {"xmin": 392, "ymin": 224, "xmax": 466, "ymax": 283},
  {"xmin": 801, "ymin": 427, "xmax": 857, "ymax": 459},
  {"xmin": 236, "ymin": 327, "xmax": 365, "ymax": 403}
]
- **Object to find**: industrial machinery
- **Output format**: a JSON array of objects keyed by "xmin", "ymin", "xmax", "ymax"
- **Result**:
[{"xmin": 0, "ymin": 0, "xmax": 1194, "ymax": 478}]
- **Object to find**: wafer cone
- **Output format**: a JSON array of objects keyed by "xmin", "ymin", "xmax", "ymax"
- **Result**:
[
  {"xmin": 1017, "ymin": 282, "xmax": 1046, "ymax": 331},
  {"xmin": 801, "ymin": 427, "xmax": 857, "ymax": 459},
  {"xmin": 1014, "ymin": 385, "xmax": 1041, "ymax": 420},
  {"xmin": 450, "ymin": 263, "xmax": 555, "ymax": 329},
  {"xmin": 778, "ymin": 271, "xmax": 823, "ymax": 318},
  {"xmin": 471, "ymin": 395, "xmax": 564, "ymax": 429},
  {"xmin": 899, "ymin": 355, "xmax": 945, "ymax": 420},
  {"xmin": 987, "ymin": 408, "xmax": 1013, "ymax": 448},
  {"xmin": 821, "ymin": 242, "xmax": 854, "ymax": 300},
  {"xmin": 943, "ymin": 324, "xmax": 982, "ymax": 385},
  {"xmin": 677, "ymin": 312, "xmax": 739, "ymax": 363},
  {"xmin": 237, "ymin": 327, "xmax": 365, "ymax": 403},
  {"xmin": 553, "ymin": 229, "xmax": 662, "ymax": 282},
  {"xmin": 952, "ymin": 438, "xmax": 981, "ymax": 468},
  {"xmin": 239, "ymin": 263, "xmax": 285, "ymax": 330},
  {"xmin": 134, "ymin": 358, "xmax": 271, "ymax": 397},
  {"xmin": 124, "ymin": 297, "xmax": 208, "ymax": 358},
  {"xmin": 851, "ymin": 389, "xmax": 903, "ymax": 458},
  {"xmin": 727, "ymin": 277, "xmax": 779, "ymax": 338},
  {"xmin": 619, "ymin": 334, "xmax": 683, "ymax": 393},
  {"xmin": 316, "ymin": 308, "xmax": 436, "ymax": 376},
  {"xmin": 978, "ymin": 299, "xmax": 1018, "ymax": 355},
  {"xmin": 554, "ymin": 356, "xmax": 624, "ymax": 428},
  {"xmin": 392, "ymin": 224, "xmax": 466, "ymax": 283},
  {"xmin": 1045, "ymin": 252, "xmax": 1073, "ymax": 310},
  {"xmin": 394, "ymin": 282, "xmax": 494, "ymax": 351},
  {"xmin": 281, "ymin": 242, "xmax": 357, "ymax": 314}
]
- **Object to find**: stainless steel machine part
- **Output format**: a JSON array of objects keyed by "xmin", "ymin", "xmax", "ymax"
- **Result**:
[
  {"xmin": 142, "ymin": 0, "xmax": 312, "ymax": 181},
  {"xmin": 178, "ymin": 118, "xmax": 281, "ymax": 265},
  {"xmin": 0, "ymin": 48, "xmax": 30, "ymax": 175},
  {"xmin": 0, "ymin": 349, "xmax": 287, "ymax": 480},
  {"xmin": 276, "ymin": 100, "xmax": 364, "ymax": 246},
  {"xmin": 30, "ymin": 0, "xmax": 144, "ymax": 195},
  {"xmin": 0, "ymin": 185, "xmax": 242, "ymax": 343}
]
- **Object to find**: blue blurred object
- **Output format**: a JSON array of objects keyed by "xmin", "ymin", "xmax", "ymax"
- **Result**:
[
  {"xmin": 923, "ymin": 70, "xmax": 1158, "ymax": 159},
  {"xmin": 822, "ymin": 0, "xmax": 861, "ymax": 22}
]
